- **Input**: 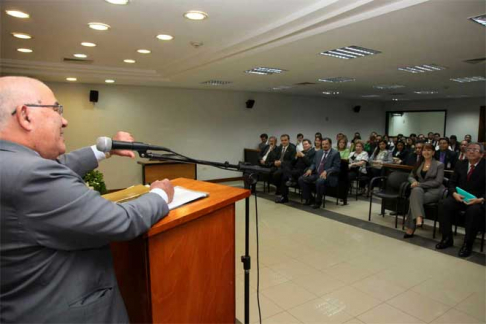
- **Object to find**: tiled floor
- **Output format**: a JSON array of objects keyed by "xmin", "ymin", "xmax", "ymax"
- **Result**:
[{"xmin": 232, "ymin": 183, "xmax": 485, "ymax": 324}]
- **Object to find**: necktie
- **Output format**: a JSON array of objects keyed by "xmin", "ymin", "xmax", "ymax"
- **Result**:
[
  {"xmin": 279, "ymin": 146, "xmax": 286, "ymax": 162},
  {"xmin": 467, "ymin": 165, "xmax": 475, "ymax": 181},
  {"xmin": 459, "ymin": 153, "xmax": 464, "ymax": 160},
  {"xmin": 317, "ymin": 152, "xmax": 328, "ymax": 174},
  {"xmin": 440, "ymin": 152, "xmax": 446, "ymax": 164}
]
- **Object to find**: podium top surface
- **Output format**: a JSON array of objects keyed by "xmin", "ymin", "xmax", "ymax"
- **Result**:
[
  {"xmin": 147, "ymin": 178, "xmax": 250, "ymax": 237},
  {"xmin": 137, "ymin": 161, "xmax": 196, "ymax": 166}
]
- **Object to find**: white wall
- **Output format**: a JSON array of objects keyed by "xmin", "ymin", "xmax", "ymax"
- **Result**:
[
  {"xmin": 384, "ymin": 98, "xmax": 484, "ymax": 140},
  {"xmin": 48, "ymin": 82, "xmax": 385, "ymax": 189},
  {"xmin": 388, "ymin": 111, "xmax": 446, "ymax": 136}
]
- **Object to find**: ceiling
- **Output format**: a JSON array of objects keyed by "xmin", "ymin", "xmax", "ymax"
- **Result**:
[{"xmin": 1, "ymin": 0, "xmax": 485, "ymax": 101}]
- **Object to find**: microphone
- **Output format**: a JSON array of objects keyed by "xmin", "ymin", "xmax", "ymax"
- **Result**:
[{"xmin": 96, "ymin": 137, "xmax": 170, "ymax": 152}]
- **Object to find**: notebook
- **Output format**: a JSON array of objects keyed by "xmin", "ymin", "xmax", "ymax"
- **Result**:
[{"xmin": 456, "ymin": 187, "xmax": 477, "ymax": 203}]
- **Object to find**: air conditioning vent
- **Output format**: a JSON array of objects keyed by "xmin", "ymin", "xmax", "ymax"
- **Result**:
[
  {"xmin": 63, "ymin": 58, "xmax": 93, "ymax": 64},
  {"xmin": 294, "ymin": 82, "xmax": 316, "ymax": 86}
]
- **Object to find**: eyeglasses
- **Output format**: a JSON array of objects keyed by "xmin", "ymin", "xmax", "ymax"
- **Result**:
[
  {"xmin": 11, "ymin": 104, "xmax": 64, "ymax": 116},
  {"xmin": 466, "ymin": 148, "xmax": 480, "ymax": 153}
]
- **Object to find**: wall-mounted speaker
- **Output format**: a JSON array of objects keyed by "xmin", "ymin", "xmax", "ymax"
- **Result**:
[
  {"xmin": 353, "ymin": 105, "xmax": 361, "ymax": 113},
  {"xmin": 90, "ymin": 90, "xmax": 99, "ymax": 103},
  {"xmin": 246, "ymin": 99, "xmax": 255, "ymax": 109}
]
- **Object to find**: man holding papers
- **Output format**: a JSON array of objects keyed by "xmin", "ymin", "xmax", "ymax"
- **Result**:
[{"xmin": 436, "ymin": 142, "xmax": 485, "ymax": 257}]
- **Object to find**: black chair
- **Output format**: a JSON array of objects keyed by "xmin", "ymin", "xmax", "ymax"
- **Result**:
[
  {"xmin": 368, "ymin": 171, "xmax": 410, "ymax": 228},
  {"xmin": 349, "ymin": 165, "xmax": 371, "ymax": 201},
  {"xmin": 323, "ymin": 160, "xmax": 349, "ymax": 207}
]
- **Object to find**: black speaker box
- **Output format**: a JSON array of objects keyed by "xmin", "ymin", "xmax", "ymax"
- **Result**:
[
  {"xmin": 246, "ymin": 99, "xmax": 255, "ymax": 109},
  {"xmin": 353, "ymin": 105, "xmax": 361, "ymax": 113},
  {"xmin": 90, "ymin": 90, "xmax": 99, "ymax": 103}
]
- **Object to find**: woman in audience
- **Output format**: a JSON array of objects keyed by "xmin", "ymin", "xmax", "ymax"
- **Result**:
[
  {"xmin": 392, "ymin": 140, "xmax": 409, "ymax": 164},
  {"xmin": 337, "ymin": 138, "xmax": 350, "ymax": 159},
  {"xmin": 403, "ymin": 143, "xmax": 445, "ymax": 238},
  {"xmin": 369, "ymin": 140, "xmax": 393, "ymax": 179},
  {"xmin": 348, "ymin": 141, "xmax": 369, "ymax": 194},
  {"xmin": 405, "ymin": 137, "xmax": 415, "ymax": 151},
  {"xmin": 364, "ymin": 134, "xmax": 376, "ymax": 155},
  {"xmin": 350, "ymin": 132, "xmax": 361, "ymax": 152},
  {"xmin": 314, "ymin": 136, "xmax": 322, "ymax": 151}
]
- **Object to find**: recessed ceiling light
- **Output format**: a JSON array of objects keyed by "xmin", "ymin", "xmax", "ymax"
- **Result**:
[
  {"xmin": 6, "ymin": 10, "xmax": 30, "ymax": 18},
  {"xmin": 322, "ymin": 91, "xmax": 340, "ymax": 95},
  {"xmin": 88, "ymin": 22, "xmax": 110, "ymax": 31},
  {"xmin": 105, "ymin": 0, "xmax": 130, "ymax": 4},
  {"xmin": 469, "ymin": 14, "xmax": 486, "ymax": 26},
  {"xmin": 272, "ymin": 86, "xmax": 293, "ymax": 90},
  {"xmin": 105, "ymin": 79, "xmax": 115, "ymax": 83},
  {"xmin": 362, "ymin": 94, "xmax": 381, "ymax": 98},
  {"xmin": 245, "ymin": 67, "xmax": 286, "ymax": 75},
  {"xmin": 201, "ymin": 80, "xmax": 232, "ymax": 86},
  {"xmin": 373, "ymin": 85, "xmax": 405, "ymax": 90},
  {"xmin": 81, "ymin": 42, "xmax": 96, "ymax": 47},
  {"xmin": 17, "ymin": 48, "xmax": 33, "ymax": 53},
  {"xmin": 11, "ymin": 32, "xmax": 32, "ymax": 39},
  {"xmin": 156, "ymin": 34, "xmax": 174, "ymax": 41},
  {"xmin": 320, "ymin": 45, "xmax": 381, "ymax": 60},
  {"xmin": 318, "ymin": 77, "xmax": 355, "ymax": 83},
  {"xmin": 66, "ymin": 77, "xmax": 77, "ymax": 82},
  {"xmin": 398, "ymin": 64, "xmax": 446, "ymax": 74},
  {"xmin": 392, "ymin": 98, "xmax": 399, "ymax": 101},
  {"xmin": 184, "ymin": 11, "xmax": 208, "ymax": 20},
  {"xmin": 137, "ymin": 49, "xmax": 151, "ymax": 54},
  {"xmin": 450, "ymin": 76, "xmax": 486, "ymax": 83},
  {"xmin": 124, "ymin": 59, "xmax": 136, "ymax": 63},
  {"xmin": 74, "ymin": 54, "xmax": 87, "ymax": 58},
  {"xmin": 414, "ymin": 90, "xmax": 438, "ymax": 95}
]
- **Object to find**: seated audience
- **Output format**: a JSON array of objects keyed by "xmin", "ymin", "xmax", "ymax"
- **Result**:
[
  {"xmin": 433, "ymin": 133, "xmax": 441, "ymax": 150},
  {"xmin": 272, "ymin": 134, "xmax": 297, "ymax": 199},
  {"xmin": 435, "ymin": 137, "xmax": 457, "ymax": 170},
  {"xmin": 258, "ymin": 133, "xmax": 268, "ymax": 151},
  {"xmin": 427, "ymin": 132, "xmax": 436, "ymax": 146},
  {"xmin": 299, "ymin": 138, "xmax": 341, "ymax": 209},
  {"xmin": 409, "ymin": 133, "xmax": 417, "ymax": 142},
  {"xmin": 404, "ymin": 142, "xmax": 424, "ymax": 166},
  {"xmin": 405, "ymin": 137, "xmax": 415, "ymax": 151},
  {"xmin": 296, "ymin": 133, "xmax": 304, "ymax": 152},
  {"xmin": 337, "ymin": 138, "xmax": 350, "ymax": 159},
  {"xmin": 392, "ymin": 140, "xmax": 409, "ymax": 164},
  {"xmin": 464, "ymin": 134, "xmax": 472, "ymax": 143},
  {"xmin": 314, "ymin": 136, "xmax": 322, "ymax": 151},
  {"xmin": 348, "ymin": 141, "xmax": 369, "ymax": 193},
  {"xmin": 403, "ymin": 143, "xmax": 444, "ymax": 238},
  {"xmin": 417, "ymin": 134, "xmax": 426, "ymax": 141},
  {"xmin": 369, "ymin": 140, "xmax": 393, "ymax": 179},
  {"xmin": 350, "ymin": 132, "xmax": 361, "ymax": 152},
  {"xmin": 364, "ymin": 133, "xmax": 377, "ymax": 155},
  {"xmin": 457, "ymin": 140, "xmax": 468, "ymax": 161},
  {"xmin": 259, "ymin": 136, "xmax": 278, "ymax": 167},
  {"xmin": 436, "ymin": 143, "xmax": 485, "ymax": 257},
  {"xmin": 449, "ymin": 135, "xmax": 460, "ymax": 152}
]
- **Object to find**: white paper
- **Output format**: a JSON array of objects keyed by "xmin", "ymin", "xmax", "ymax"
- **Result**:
[{"xmin": 168, "ymin": 186, "xmax": 209, "ymax": 210}]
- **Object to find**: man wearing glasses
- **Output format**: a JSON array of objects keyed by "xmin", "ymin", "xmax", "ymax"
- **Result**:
[
  {"xmin": 0, "ymin": 76, "xmax": 174, "ymax": 322},
  {"xmin": 436, "ymin": 142, "xmax": 485, "ymax": 257}
]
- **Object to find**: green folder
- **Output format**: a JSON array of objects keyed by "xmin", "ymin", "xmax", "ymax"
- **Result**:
[{"xmin": 456, "ymin": 187, "xmax": 477, "ymax": 202}]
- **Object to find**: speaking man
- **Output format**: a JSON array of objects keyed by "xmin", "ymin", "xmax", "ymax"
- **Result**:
[{"xmin": 0, "ymin": 76, "xmax": 174, "ymax": 322}]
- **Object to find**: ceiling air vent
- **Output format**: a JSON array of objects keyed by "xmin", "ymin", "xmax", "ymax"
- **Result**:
[
  {"xmin": 294, "ymin": 82, "xmax": 316, "ymax": 86},
  {"xmin": 463, "ymin": 57, "xmax": 486, "ymax": 64},
  {"xmin": 63, "ymin": 57, "xmax": 93, "ymax": 64}
]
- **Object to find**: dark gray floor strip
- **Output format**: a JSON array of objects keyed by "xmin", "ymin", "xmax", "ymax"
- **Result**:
[{"xmin": 255, "ymin": 190, "xmax": 485, "ymax": 266}]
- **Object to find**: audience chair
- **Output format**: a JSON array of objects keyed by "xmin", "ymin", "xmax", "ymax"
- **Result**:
[{"xmin": 368, "ymin": 171, "xmax": 410, "ymax": 228}]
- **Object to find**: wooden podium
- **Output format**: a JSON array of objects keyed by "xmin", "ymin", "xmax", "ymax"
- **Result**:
[{"xmin": 105, "ymin": 178, "xmax": 250, "ymax": 323}]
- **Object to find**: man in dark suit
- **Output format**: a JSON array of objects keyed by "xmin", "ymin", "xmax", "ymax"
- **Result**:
[
  {"xmin": 298, "ymin": 138, "xmax": 341, "ymax": 209},
  {"xmin": 0, "ymin": 77, "xmax": 174, "ymax": 322},
  {"xmin": 436, "ymin": 142, "xmax": 485, "ymax": 257},
  {"xmin": 457, "ymin": 140, "xmax": 468, "ymax": 162},
  {"xmin": 275, "ymin": 139, "xmax": 315, "ymax": 203},
  {"xmin": 434, "ymin": 137, "xmax": 457, "ymax": 170},
  {"xmin": 449, "ymin": 135, "xmax": 460, "ymax": 152},
  {"xmin": 258, "ymin": 136, "xmax": 278, "ymax": 167},
  {"xmin": 404, "ymin": 142, "xmax": 424, "ymax": 166},
  {"xmin": 258, "ymin": 133, "xmax": 268, "ymax": 151},
  {"xmin": 273, "ymin": 134, "xmax": 296, "ymax": 201}
]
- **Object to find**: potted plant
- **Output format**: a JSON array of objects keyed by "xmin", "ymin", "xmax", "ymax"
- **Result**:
[{"xmin": 83, "ymin": 170, "xmax": 107, "ymax": 194}]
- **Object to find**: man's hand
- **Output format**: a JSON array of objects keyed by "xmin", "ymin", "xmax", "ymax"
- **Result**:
[
  {"xmin": 110, "ymin": 131, "xmax": 136, "ymax": 158},
  {"xmin": 464, "ymin": 198, "xmax": 484, "ymax": 206},
  {"xmin": 452, "ymin": 192, "xmax": 465, "ymax": 203},
  {"xmin": 150, "ymin": 179, "xmax": 174, "ymax": 203},
  {"xmin": 304, "ymin": 170, "xmax": 312, "ymax": 177},
  {"xmin": 274, "ymin": 160, "xmax": 282, "ymax": 167},
  {"xmin": 320, "ymin": 171, "xmax": 327, "ymax": 179},
  {"xmin": 411, "ymin": 181, "xmax": 419, "ymax": 188},
  {"xmin": 296, "ymin": 151, "xmax": 304, "ymax": 158},
  {"xmin": 259, "ymin": 159, "xmax": 265, "ymax": 165}
]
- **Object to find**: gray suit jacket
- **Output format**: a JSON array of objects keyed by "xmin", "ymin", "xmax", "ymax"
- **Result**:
[
  {"xmin": 0, "ymin": 140, "xmax": 169, "ymax": 323},
  {"xmin": 408, "ymin": 159, "xmax": 445, "ymax": 196}
]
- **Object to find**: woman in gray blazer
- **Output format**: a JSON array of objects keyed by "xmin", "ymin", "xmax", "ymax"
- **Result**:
[{"xmin": 404, "ymin": 143, "xmax": 445, "ymax": 238}]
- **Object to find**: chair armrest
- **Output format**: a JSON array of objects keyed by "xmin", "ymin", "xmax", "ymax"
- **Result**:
[
  {"xmin": 369, "ymin": 176, "xmax": 387, "ymax": 189},
  {"xmin": 440, "ymin": 188, "xmax": 449, "ymax": 200},
  {"xmin": 399, "ymin": 182, "xmax": 411, "ymax": 198}
]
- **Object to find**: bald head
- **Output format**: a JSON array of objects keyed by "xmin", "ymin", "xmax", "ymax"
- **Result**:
[{"xmin": 0, "ymin": 77, "xmax": 52, "ymax": 131}]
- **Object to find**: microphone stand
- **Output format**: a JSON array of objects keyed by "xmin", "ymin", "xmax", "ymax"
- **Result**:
[{"xmin": 139, "ymin": 150, "xmax": 270, "ymax": 324}]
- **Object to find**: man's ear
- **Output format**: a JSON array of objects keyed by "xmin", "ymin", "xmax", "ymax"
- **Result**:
[{"xmin": 16, "ymin": 105, "xmax": 34, "ymax": 131}]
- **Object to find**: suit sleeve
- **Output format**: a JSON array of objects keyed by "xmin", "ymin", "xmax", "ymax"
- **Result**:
[
  {"xmin": 18, "ymin": 161, "xmax": 169, "ymax": 251},
  {"xmin": 448, "ymin": 162, "xmax": 461, "ymax": 195},
  {"xmin": 57, "ymin": 147, "xmax": 98, "ymax": 178},
  {"xmin": 327, "ymin": 152, "xmax": 341, "ymax": 174},
  {"xmin": 419, "ymin": 163, "xmax": 444, "ymax": 189}
]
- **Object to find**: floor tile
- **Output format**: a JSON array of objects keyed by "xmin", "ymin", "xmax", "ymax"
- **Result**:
[
  {"xmin": 262, "ymin": 311, "xmax": 302, "ymax": 324},
  {"xmin": 431, "ymin": 308, "xmax": 485, "ymax": 323},
  {"xmin": 291, "ymin": 270, "xmax": 347, "ymax": 297},
  {"xmin": 454, "ymin": 292, "xmax": 486, "ymax": 322},
  {"xmin": 236, "ymin": 292, "xmax": 283, "ymax": 324},
  {"xmin": 387, "ymin": 290, "xmax": 451, "ymax": 323},
  {"xmin": 288, "ymin": 297, "xmax": 353, "ymax": 324},
  {"xmin": 262, "ymin": 281, "xmax": 317, "ymax": 310},
  {"xmin": 322, "ymin": 262, "xmax": 374, "ymax": 285},
  {"xmin": 357, "ymin": 303, "xmax": 425, "ymax": 323},
  {"xmin": 352, "ymin": 275, "xmax": 407, "ymax": 302},
  {"xmin": 321, "ymin": 286, "xmax": 382, "ymax": 317}
]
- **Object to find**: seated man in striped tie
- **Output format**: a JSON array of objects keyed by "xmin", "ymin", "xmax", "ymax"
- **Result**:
[
  {"xmin": 457, "ymin": 140, "xmax": 468, "ymax": 162},
  {"xmin": 436, "ymin": 142, "xmax": 485, "ymax": 257},
  {"xmin": 298, "ymin": 138, "xmax": 341, "ymax": 209}
]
